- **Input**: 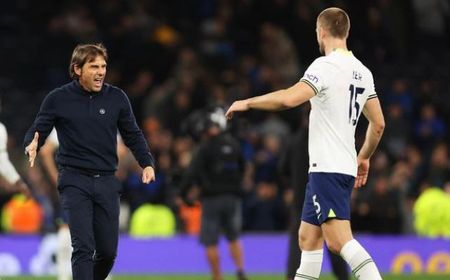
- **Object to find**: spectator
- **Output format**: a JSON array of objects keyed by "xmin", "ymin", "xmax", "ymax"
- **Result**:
[
  {"xmin": 414, "ymin": 104, "xmax": 446, "ymax": 151},
  {"xmin": 383, "ymin": 104, "xmax": 410, "ymax": 158}
]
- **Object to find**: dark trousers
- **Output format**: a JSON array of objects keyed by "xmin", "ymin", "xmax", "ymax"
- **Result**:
[{"xmin": 58, "ymin": 168, "xmax": 121, "ymax": 280}]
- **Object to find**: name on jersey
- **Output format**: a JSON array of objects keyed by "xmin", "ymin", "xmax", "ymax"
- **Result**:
[
  {"xmin": 352, "ymin": 71, "xmax": 362, "ymax": 81},
  {"xmin": 305, "ymin": 73, "xmax": 318, "ymax": 83}
]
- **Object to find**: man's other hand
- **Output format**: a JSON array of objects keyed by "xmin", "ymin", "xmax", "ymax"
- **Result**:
[{"xmin": 142, "ymin": 166, "xmax": 156, "ymax": 184}]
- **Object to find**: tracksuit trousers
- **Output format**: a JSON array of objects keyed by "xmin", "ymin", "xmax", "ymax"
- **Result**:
[{"xmin": 58, "ymin": 167, "xmax": 121, "ymax": 280}]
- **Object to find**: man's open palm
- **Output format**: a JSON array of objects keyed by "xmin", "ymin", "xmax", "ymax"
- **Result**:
[
  {"xmin": 142, "ymin": 166, "xmax": 156, "ymax": 184},
  {"xmin": 25, "ymin": 132, "xmax": 39, "ymax": 167}
]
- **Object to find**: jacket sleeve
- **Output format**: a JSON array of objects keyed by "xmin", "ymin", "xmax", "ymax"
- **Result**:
[
  {"xmin": 117, "ymin": 91, "xmax": 155, "ymax": 169},
  {"xmin": 23, "ymin": 92, "xmax": 57, "ymax": 152}
]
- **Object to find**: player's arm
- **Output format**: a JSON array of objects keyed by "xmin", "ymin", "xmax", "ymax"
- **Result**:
[
  {"xmin": 355, "ymin": 97, "xmax": 385, "ymax": 188},
  {"xmin": 226, "ymin": 82, "xmax": 315, "ymax": 118},
  {"xmin": 0, "ymin": 124, "xmax": 20, "ymax": 185},
  {"xmin": 0, "ymin": 149, "xmax": 21, "ymax": 187},
  {"xmin": 0, "ymin": 124, "xmax": 31, "ymax": 197},
  {"xmin": 359, "ymin": 98, "xmax": 385, "ymax": 160}
]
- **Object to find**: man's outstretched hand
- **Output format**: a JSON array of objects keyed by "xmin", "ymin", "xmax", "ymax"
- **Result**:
[
  {"xmin": 225, "ymin": 100, "xmax": 249, "ymax": 119},
  {"xmin": 25, "ymin": 132, "xmax": 39, "ymax": 167}
]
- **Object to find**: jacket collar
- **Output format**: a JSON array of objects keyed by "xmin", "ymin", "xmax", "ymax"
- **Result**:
[{"xmin": 71, "ymin": 80, "xmax": 105, "ymax": 96}]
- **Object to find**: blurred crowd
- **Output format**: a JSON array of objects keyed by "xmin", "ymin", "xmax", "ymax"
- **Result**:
[{"xmin": 0, "ymin": 0, "xmax": 449, "ymax": 236}]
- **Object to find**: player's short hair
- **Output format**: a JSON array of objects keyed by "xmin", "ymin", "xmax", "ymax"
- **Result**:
[
  {"xmin": 317, "ymin": 7, "xmax": 350, "ymax": 39},
  {"xmin": 69, "ymin": 43, "xmax": 108, "ymax": 79}
]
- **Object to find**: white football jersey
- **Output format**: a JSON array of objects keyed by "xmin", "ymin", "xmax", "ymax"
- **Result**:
[
  {"xmin": 0, "ymin": 122, "xmax": 20, "ymax": 184},
  {"xmin": 300, "ymin": 49, "xmax": 377, "ymax": 176},
  {"xmin": 47, "ymin": 128, "xmax": 59, "ymax": 147}
]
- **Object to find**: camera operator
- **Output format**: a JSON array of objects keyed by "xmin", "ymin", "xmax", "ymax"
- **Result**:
[{"xmin": 180, "ymin": 106, "xmax": 248, "ymax": 280}]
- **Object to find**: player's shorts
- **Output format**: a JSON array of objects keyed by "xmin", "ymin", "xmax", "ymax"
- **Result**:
[
  {"xmin": 200, "ymin": 194, "xmax": 242, "ymax": 246},
  {"xmin": 301, "ymin": 172, "xmax": 355, "ymax": 226}
]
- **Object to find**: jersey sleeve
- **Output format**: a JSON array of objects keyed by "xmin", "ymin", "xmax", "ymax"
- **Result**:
[
  {"xmin": 0, "ymin": 123, "xmax": 20, "ymax": 184},
  {"xmin": 47, "ymin": 129, "xmax": 59, "ymax": 146},
  {"xmin": 0, "ymin": 123, "xmax": 8, "ymax": 152},
  {"xmin": 299, "ymin": 58, "xmax": 330, "ymax": 97},
  {"xmin": 366, "ymin": 71, "xmax": 378, "ymax": 100}
]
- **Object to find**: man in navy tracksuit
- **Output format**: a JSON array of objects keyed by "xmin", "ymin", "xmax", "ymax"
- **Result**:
[{"xmin": 24, "ymin": 43, "xmax": 156, "ymax": 280}]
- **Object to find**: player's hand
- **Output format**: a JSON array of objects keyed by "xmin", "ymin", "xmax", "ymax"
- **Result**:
[
  {"xmin": 142, "ymin": 166, "xmax": 156, "ymax": 184},
  {"xmin": 25, "ymin": 132, "xmax": 39, "ymax": 167},
  {"xmin": 225, "ymin": 100, "xmax": 249, "ymax": 119},
  {"xmin": 354, "ymin": 157, "xmax": 370, "ymax": 188}
]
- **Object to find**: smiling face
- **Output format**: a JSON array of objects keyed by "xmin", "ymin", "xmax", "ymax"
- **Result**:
[{"xmin": 74, "ymin": 55, "xmax": 107, "ymax": 92}]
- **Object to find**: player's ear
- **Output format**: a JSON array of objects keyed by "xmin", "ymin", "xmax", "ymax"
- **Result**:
[
  {"xmin": 73, "ymin": 64, "xmax": 82, "ymax": 77},
  {"xmin": 319, "ymin": 26, "xmax": 326, "ymax": 39}
]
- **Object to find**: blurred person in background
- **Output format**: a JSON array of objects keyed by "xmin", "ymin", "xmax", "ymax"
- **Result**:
[
  {"xmin": 226, "ymin": 7, "xmax": 385, "ymax": 280},
  {"xmin": 383, "ymin": 104, "xmax": 410, "ymax": 159},
  {"xmin": 385, "ymin": 79, "xmax": 413, "ymax": 119},
  {"xmin": 414, "ymin": 104, "xmax": 446, "ymax": 153},
  {"xmin": 365, "ymin": 175, "xmax": 402, "ymax": 233},
  {"xmin": 243, "ymin": 179, "xmax": 285, "ymax": 231},
  {"xmin": 412, "ymin": 0, "xmax": 449, "ymax": 52},
  {"xmin": 425, "ymin": 142, "xmax": 449, "ymax": 188},
  {"xmin": 180, "ymin": 106, "xmax": 248, "ymax": 280},
  {"xmin": 0, "ymin": 122, "xmax": 31, "ymax": 196},
  {"xmin": 23, "ymin": 43, "xmax": 156, "ymax": 280}
]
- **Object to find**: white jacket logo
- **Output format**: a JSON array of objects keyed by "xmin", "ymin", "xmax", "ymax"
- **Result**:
[{"xmin": 99, "ymin": 109, "xmax": 106, "ymax": 115}]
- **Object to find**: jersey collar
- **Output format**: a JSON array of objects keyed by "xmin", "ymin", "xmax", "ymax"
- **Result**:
[{"xmin": 332, "ymin": 48, "xmax": 353, "ymax": 56}]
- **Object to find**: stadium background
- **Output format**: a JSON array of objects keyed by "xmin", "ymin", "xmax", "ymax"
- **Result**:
[{"xmin": 0, "ymin": 0, "xmax": 449, "ymax": 279}]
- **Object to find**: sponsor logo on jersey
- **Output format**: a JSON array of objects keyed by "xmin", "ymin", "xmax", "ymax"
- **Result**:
[{"xmin": 305, "ymin": 73, "xmax": 319, "ymax": 83}]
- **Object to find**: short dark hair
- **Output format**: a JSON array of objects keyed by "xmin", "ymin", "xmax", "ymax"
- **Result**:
[
  {"xmin": 317, "ymin": 7, "xmax": 350, "ymax": 39},
  {"xmin": 69, "ymin": 43, "xmax": 108, "ymax": 79}
]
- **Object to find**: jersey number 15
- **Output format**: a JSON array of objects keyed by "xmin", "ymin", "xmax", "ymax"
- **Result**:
[{"xmin": 348, "ymin": 84, "xmax": 365, "ymax": 126}]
